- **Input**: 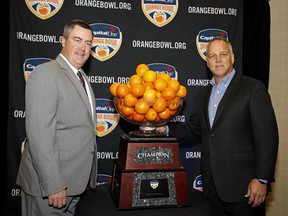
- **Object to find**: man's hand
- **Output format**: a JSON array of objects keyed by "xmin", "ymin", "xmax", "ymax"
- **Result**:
[
  {"xmin": 48, "ymin": 189, "xmax": 67, "ymax": 209},
  {"xmin": 155, "ymin": 125, "xmax": 167, "ymax": 135},
  {"xmin": 245, "ymin": 178, "xmax": 267, "ymax": 207}
]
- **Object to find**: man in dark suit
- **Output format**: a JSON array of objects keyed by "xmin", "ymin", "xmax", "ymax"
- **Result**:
[
  {"xmin": 161, "ymin": 38, "xmax": 279, "ymax": 216},
  {"xmin": 16, "ymin": 19, "xmax": 98, "ymax": 215}
]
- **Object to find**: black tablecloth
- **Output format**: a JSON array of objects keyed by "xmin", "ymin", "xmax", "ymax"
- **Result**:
[{"xmin": 75, "ymin": 183, "xmax": 210, "ymax": 216}]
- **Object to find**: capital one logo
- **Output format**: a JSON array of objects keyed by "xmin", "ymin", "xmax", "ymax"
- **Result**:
[
  {"xmin": 23, "ymin": 58, "xmax": 52, "ymax": 81},
  {"xmin": 196, "ymin": 29, "xmax": 229, "ymax": 61},
  {"xmin": 90, "ymin": 23, "xmax": 122, "ymax": 62}
]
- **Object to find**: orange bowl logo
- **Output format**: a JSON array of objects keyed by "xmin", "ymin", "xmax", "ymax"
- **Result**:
[
  {"xmin": 25, "ymin": 0, "xmax": 64, "ymax": 20},
  {"xmin": 23, "ymin": 58, "xmax": 52, "ymax": 81},
  {"xmin": 95, "ymin": 98, "xmax": 120, "ymax": 137},
  {"xmin": 196, "ymin": 29, "xmax": 229, "ymax": 61},
  {"xmin": 90, "ymin": 23, "xmax": 122, "ymax": 62},
  {"xmin": 193, "ymin": 175, "xmax": 203, "ymax": 192},
  {"xmin": 150, "ymin": 179, "xmax": 159, "ymax": 189},
  {"xmin": 142, "ymin": 0, "xmax": 178, "ymax": 27}
]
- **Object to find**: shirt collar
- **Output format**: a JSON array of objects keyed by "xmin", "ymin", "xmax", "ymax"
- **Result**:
[
  {"xmin": 59, "ymin": 53, "xmax": 79, "ymax": 75},
  {"xmin": 209, "ymin": 69, "xmax": 236, "ymax": 87}
]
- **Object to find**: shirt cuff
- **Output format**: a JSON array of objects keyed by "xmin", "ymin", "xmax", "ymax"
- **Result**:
[
  {"xmin": 165, "ymin": 125, "xmax": 169, "ymax": 136},
  {"xmin": 258, "ymin": 179, "xmax": 268, "ymax": 184}
]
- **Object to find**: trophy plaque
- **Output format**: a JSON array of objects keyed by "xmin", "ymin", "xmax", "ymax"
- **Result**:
[
  {"xmin": 111, "ymin": 133, "xmax": 189, "ymax": 210},
  {"xmin": 117, "ymin": 133, "xmax": 181, "ymax": 170}
]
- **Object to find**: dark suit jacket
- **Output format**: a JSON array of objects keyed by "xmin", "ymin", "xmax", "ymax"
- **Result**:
[{"xmin": 169, "ymin": 71, "xmax": 278, "ymax": 202}]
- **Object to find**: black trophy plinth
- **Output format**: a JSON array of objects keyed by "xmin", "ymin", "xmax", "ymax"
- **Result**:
[{"xmin": 111, "ymin": 133, "xmax": 189, "ymax": 210}]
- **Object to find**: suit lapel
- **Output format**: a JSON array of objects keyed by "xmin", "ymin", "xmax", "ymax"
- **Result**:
[
  {"xmin": 80, "ymin": 69, "xmax": 96, "ymax": 123},
  {"xmin": 200, "ymin": 86, "xmax": 212, "ymax": 129},
  {"xmin": 212, "ymin": 72, "xmax": 241, "ymax": 127},
  {"xmin": 56, "ymin": 55, "xmax": 93, "ymax": 118},
  {"xmin": 87, "ymin": 81, "xmax": 96, "ymax": 126}
]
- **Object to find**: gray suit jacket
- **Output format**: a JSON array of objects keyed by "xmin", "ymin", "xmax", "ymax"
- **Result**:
[{"xmin": 17, "ymin": 54, "xmax": 98, "ymax": 197}]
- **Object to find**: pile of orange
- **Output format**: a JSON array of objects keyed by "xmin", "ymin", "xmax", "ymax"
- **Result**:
[{"xmin": 109, "ymin": 63, "xmax": 187, "ymax": 123}]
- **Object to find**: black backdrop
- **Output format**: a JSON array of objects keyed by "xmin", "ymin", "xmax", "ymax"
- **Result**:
[
  {"xmin": 6, "ymin": 1, "xmax": 270, "ymax": 215},
  {"xmin": 243, "ymin": 0, "xmax": 270, "ymax": 88}
]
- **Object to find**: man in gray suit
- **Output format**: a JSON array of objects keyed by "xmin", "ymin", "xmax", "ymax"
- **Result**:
[
  {"xmin": 158, "ymin": 38, "xmax": 278, "ymax": 216},
  {"xmin": 16, "ymin": 19, "xmax": 98, "ymax": 216}
]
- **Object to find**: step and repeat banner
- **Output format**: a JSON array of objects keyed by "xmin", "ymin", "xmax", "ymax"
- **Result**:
[{"xmin": 7, "ymin": 0, "xmax": 243, "ymax": 214}]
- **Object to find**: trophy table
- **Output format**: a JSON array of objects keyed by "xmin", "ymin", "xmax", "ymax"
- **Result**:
[{"xmin": 110, "ymin": 133, "xmax": 189, "ymax": 210}]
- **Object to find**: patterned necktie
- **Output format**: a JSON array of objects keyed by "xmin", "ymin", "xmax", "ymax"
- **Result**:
[{"xmin": 77, "ymin": 70, "xmax": 87, "ymax": 94}]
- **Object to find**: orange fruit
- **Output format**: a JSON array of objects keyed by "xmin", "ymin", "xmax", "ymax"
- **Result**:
[
  {"xmin": 130, "ymin": 84, "xmax": 144, "ymax": 98},
  {"xmin": 124, "ymin": 93, "xmax": 137, "ymax": 107},
  {"xmin": 157, "ymin": 73, "xmax": 171, "ymax": 83},
  {"xmin": 109, "ymin": 82, "xmax": 120, "ymax": 96},
  {"xmin": 120, "ymin": 105, "xmax": 134, "ymax": 117},
  {"xmin": 116, "ymin": 83, "xmax": 130, "ymax": 98},
  {"xmin": 153, "ymin": 97, "xmax": 167, "ymax": 113},
  {"xmin": 136, "ymin": 63, "xmax": 149, "ymax": 77},
  {"xmin": 176, "ymin": 85, "xmax": 187, "ymax": 98},
  {"xmin": 145, "ymin": 108, "xmax": 158, "ymax": 121},
  {"xmin": 143, "ymin": 70, "xmax": 157, "ymax": 83},
  {"xmin": 135, "ymin": 99, "xmax": 149, "ymax": 115},
  {"xmin": 154, "ymin": 115, "xmax": 161, "ymax": 122},
  {"xmin": 126, "ymin": 115, "xmax": 133, "ymax": 120},
  {"xmin": 143, "ymin": 89, "xmax": 157, "ymax": 106},
  {"xmin": 167, "ymin": 79, "xmax": 180, "ymax": 92},
  {"xmin": 116, "ymin": 103, "xmax": 123, "ymax": 112},
  {"xmin": 115, "ymin": 98, "xmax": 124, "ymax": 110},
  {"xmin": 158, "ymin": 108, "xmax": 171, "ymax": 120},
  {"xmin": 168, "ymin": 97, "xmax": 182, "ymax": 111},
  {"xmin": 161, "ymin": 87, "xmax": 176, "ymax": 101},
  {"xmin": 154, "ymin": 77, "xmax": 168, "ymax": 92},
  {"xmin": 143, "ymin": 82, "xmax": 155, "ymax": 91},
  {"xmin": 132, "ymin": 111, "xmax": 145, "ymax": 122},
  {"xmin": 156, "ymin": 91, "xmax": 162, "ymax": 98},
  {"xmin": 170, "ymin": 109, "xmax": 177, "ymax": 116},
  {"xmin": 129, "ymin": 74, "xmax": 142, "ymax": 85}
]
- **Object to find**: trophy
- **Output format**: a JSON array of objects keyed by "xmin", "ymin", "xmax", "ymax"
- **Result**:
[{"xmin": 110, "ymin": 65, "xmax": 189, "ymax": 209}]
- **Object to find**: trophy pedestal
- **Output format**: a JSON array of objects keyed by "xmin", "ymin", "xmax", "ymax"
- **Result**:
[{"xmin": 111, "ymin": 133, "xmax": 189, "ymax": 210}]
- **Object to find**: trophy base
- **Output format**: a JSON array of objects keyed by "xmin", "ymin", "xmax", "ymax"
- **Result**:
[{"xmin": 111, "ymin": 161, "xmax": 189, "ymax": 210}]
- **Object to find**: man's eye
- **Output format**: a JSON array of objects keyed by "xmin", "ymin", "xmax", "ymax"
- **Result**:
[
  {"xmin": 74, "ymin": 38, "xmax": 81, "ymax": 43},
  {"xmin": 208, "ymin": 54, "xmax": 216, "ymax": 59},
  {"xmin": 86, "ymin": 42, "xmax": 92, "ymax": 47}
]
